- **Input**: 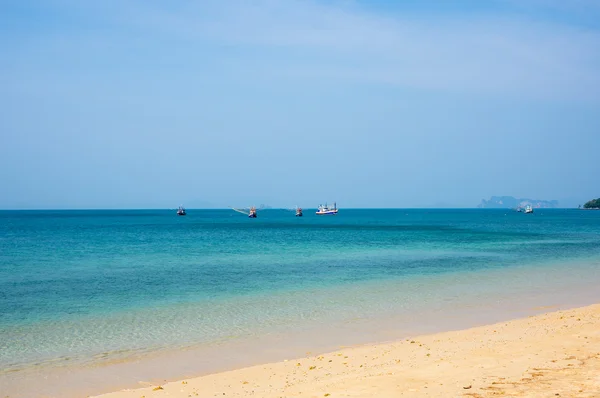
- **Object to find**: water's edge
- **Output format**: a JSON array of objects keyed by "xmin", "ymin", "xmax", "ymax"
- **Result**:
[{"xmin": 3, "ymin": 259, "xmax": 600, "ymax": 398}]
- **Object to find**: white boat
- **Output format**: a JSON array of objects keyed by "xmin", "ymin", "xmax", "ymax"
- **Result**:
[
  {"xmin": 316, "ymin": 202, "xmax": 338, "ymax": 215},
  {"xmin": 524, "ymin": 205, "xmax": 533, "ymax": 214},
  {"xmin": 176, "ymin": 205, "xmax": 186, "ymax": 216}
]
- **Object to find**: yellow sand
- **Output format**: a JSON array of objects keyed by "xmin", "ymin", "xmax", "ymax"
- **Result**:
[{"xmin": 95, "ymin": 304, "xmax": 600, "ymax": 397}]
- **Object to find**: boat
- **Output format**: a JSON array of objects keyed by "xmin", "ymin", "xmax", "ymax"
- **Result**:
[
  {"xmin": 295, "ymin": 207, "xmax": 303, "ymax": 217},
  {"xmin": 524, "ymin": 205, "xmax": 533, "ymax": 214},
  {"xmin": 516, "ymin": 207, "xmax": 523, "ymax": 212},
  {"xmin": 248, "ymin": 206, "xmax": 257, "ymax": 218},
  {"xmin": 316, "ymin": 202, "xmax": 338, "ymax": 215},
  {"xmin": 230, "ymin": 206, "xmax": 257, "ymax": 218},
  {"xmin": 176, "ymin": 206, "xmax": 186, "ymax": 216}
]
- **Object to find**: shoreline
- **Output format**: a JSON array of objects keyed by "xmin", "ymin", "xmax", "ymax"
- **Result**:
[
  {"xmin": 88, "ymin": 303, "xmax": 599, "ymax": 397},
  {"xmin": 3, "ymin": 276, "xmax": 600, "ymax": 398}
]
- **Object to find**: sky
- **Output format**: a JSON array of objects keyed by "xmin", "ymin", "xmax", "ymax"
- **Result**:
[{"xmin": 1, "ymin": 0, "xmax": 599, "ymax": 209}]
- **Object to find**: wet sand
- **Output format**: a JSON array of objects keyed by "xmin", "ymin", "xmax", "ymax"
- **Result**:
[{"xmin": 93, "ymin": 303, "xmax": 600, "ymax": 398}]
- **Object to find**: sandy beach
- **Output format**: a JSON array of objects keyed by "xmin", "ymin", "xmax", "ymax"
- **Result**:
[{"xmin": 93, "ymin": 304, "xmax": 600, "ymax": 398}]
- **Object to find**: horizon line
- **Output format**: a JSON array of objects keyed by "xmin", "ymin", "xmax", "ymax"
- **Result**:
[{"xmin": 0, "ymin": 207, "xmax": 579, "ymax": 211}]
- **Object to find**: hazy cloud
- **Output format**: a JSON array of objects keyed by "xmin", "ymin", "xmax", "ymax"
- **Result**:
[{"xmin": 69, "ymin": 0, "xmax": 600, "ymax": 100}]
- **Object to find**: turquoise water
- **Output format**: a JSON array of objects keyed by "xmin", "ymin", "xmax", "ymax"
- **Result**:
[{"xmin": 1, "ymin": 208, "xmax": 600, "ymax": 380}]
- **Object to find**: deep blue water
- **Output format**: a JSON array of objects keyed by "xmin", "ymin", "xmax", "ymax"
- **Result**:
[{"xmin": 1, "ymin": 208, "xmax": 600, "ymax": 370}]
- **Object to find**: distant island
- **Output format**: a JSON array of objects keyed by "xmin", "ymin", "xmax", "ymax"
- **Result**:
[
  {"xmin": 582, "ymin": 198, "xmax": 600, "ymax": 209},
  {"xmin": 477, "ymin": 196, "xmax": 559, "ymax": 209}
]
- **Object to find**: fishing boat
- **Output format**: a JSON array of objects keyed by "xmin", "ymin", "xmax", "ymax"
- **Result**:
[
  {"xmin": 248, "ymin": 206, "xmax": 257, "ymax": 218},
  {"xmin": 295, "ymin": 207, "xmax": 303, "ymax": 217},
  {"xmin": 176, "ymin": 206, "xmax": 186, "ymax": 216},
  {"xmin": 230, "ymin": 206, "xmax": 256, "ymax": 218},
  {"xmin": 316, "ymin": 202, "xmax": 338, "ymax": 215},
  {"xmin": 524, "ymin": 205, "xmax": 533, "ymax": 214}
]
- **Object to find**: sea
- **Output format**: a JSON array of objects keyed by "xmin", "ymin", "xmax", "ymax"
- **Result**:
[{"xmin": 1, "ymin": 208, "xmax": 600, "ymax": 397}]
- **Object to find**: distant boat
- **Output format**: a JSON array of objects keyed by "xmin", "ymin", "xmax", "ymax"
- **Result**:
[
  {"xmin": 231, "ymin": 206, "xmax": 257, "ymax": 218},
  {"xmin": 295, "ymin": 207, "xmax": 303, "ymax": 217},
  {"xmin": 177, "ymin": 206, "xmax": 186, "ymax": 216},
  {"xmin": 316, "ymin": 202, "xmax": 338, "ymax": 215},
  {"xmin": 248, "ymin": 206, "xmax": 257, "ymax": 218},
  {"xmin": 524, "ymin": 205, "xmax": 533, "ymax": 214},
  {"xmin": 516, "ymin": 207, "xmax": 523, "ymax": 212}
]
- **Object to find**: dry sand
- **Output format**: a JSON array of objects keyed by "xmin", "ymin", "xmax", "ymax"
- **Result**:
[{"xmin": 94, "ymin": 304, "xmax": 600, "ymax": 398}]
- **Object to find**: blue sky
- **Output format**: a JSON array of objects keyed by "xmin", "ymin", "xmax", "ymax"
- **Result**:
[{"xmin": 1, "ymin": 0, "xmax": 599, "ymax": 209}]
